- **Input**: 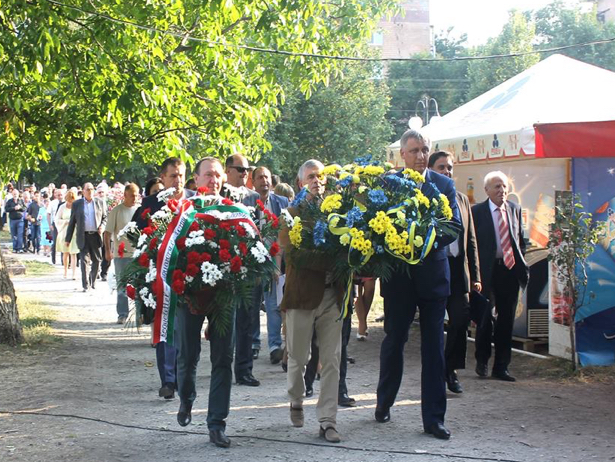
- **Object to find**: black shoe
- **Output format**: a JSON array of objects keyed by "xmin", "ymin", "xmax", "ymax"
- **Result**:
[
  {"xmin": 252, "ymin": 349, "xmax": 259, "ymax": 360},
  {"xmin": 475, "ymin": 362, "xmax": 488, "ymax": 377},
  {"xmin": 492, "ymin": 369, "xmax": 516, "ymax": 382},
  {"xmin": 374, "ymin": 406, "xmax": 390, "ymax": 423},
  {"xmin": 338, "ymin": 393, "xmax": 356, "ymax": 407},
  {"xmin": 236, "ymin": 373, "xmax": 260, "ymax": 386},
  {"xmin": 159, "ymin": 383, "xmax": 175, "ymax": 399},
  {"xmin": 446, "ymin": 370, "xmax": 463, "ymax": 394},
  {"xmin": 305, "ymin": 385, "xmax": 313, "ymax": 398},
  {"xmin": 101, "ymin": 276, "xmax": 107, "ymax": 282},
  {"xmin": 347, "ymin": 356, "xmax": 356, "ymax": 364},
  {"xmin": 177, "ymin": 402, "xmax": 192, "ymax": 427},
  {"xmin": 209, "ymin": 429, "xmax": 231, "ymax": 448},
  {"xmin": 425, "ymin": 422, "xmax": 451, "ymax": 440},
  {"xmin": 270, "ymin": 348, "xmax": 283, "ymax": 365},
  {"xmin": 281, "ymin": 362, "xmax": 288, "ymax": 373}
]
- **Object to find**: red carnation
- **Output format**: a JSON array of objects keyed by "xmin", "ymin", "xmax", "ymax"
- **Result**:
[
  {"xmin": 271, "ymin": 216, "xmax": 279, "ymax": 229},
  {"xmin": 256, "ymin": 199, "xmax": 265, "ymax": 211},
  {"xmin": 172, "ymin": 279, "xmax": 186, "ymax": 295},
  {"xmin": 264, "ymin": 209, "xmax": 273, "ymax": 220},
  {"xmin": 200, "ymin": 252, "xmax": 212, "ymax": 262},
  {"xmin": 189, "ymin": 221, "xmax": 200, "ymax": 232},
  {"xmin": 230, "ymin": 256, "xmax": 242, "ymax": 273},
  {"xmin": 238, "ymin": 242, "xmax": 248, "ymax": 256},
  {"xmin": 143, "ymin": 226, "xmax": 155, "ymax": 236},
  {"xmin": 220, "ymin": 221, "xmax": 231, "ymax": 231},
  {"xmin": 176, "ymin": 237, "xmax": 186, "ymax": 250},
  {"xmin": 167, "ymin": 199, "xmax": 179, "ymax": 212},
  {"xmin": 140, "ymin": 208, "xmax": 151, "ymax": 220},
  {"xmin": 270, "ymin": 242, "xmax": 280, "ymax": 257},
  {"xmin": 172, "ymin": 269, "xmax": 184, "ymax": 281},
  {"xmin": 222, "ymin": 198, "xmax": 234, "ymax": 206},
  {"xmin": 200, "ymin": 214, "xmax": 217, "ymax": 224},
  {"xmin": 138, "ymin": 253, "xmax": 149, "ymax": 267},
  {"xmin": 126, "ymin": 284, "xmax": 136, "ymax": 300},
  {"xmin": 204, "ymin": 229, "xmax": 216, "ymax": 240},
  {"xmin": 219, "ymin": 239, "xmax": 231, "ymax": 250},
  {"xmin": 197, "ymin": 186, "xmax": 210, "ymax": 195},
  {"xmin": 219, "ymin": 249, "xmax": 231, "ymax": 262},
  {"xmin": 186, "ymin": 264, "xmax": 199, "ymax": 277},
  {"xmin": 236, "ymin": 225, "xmax": 246, "ymax": 237},
  {"xmin": 148, "ymin": 237, "xmax": 158, "ymax": 251},
  {"xmin": 187, "ymin": 251, "xmax": 201, "ymax": 265},
  {"xmin": 117, "ymin": 241, "xmax": 126, "ymax": 258}
]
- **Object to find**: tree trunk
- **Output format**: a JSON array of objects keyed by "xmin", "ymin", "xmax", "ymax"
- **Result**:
[{"xmin": 0, "ymin": 249, "xmax": 24, "ymax": 346}]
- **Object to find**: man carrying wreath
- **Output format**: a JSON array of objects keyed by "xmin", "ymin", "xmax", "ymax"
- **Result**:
[{"xmin": 279, "ymin": 159, "xmax": 345, "ymax": 443}]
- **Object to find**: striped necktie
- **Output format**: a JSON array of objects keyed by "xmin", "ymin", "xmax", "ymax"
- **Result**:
[{"xmin": 495, "ymin": 206, "xmax": 515, "ymax": 270}]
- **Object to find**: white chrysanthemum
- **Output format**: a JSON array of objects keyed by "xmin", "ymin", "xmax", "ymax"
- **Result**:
[
  {"xmin": 221, "ymin": 184, "xmax": 244, "ymax": 202},
  {"xmin": 151, "ymin": 210, "xmax": 169, "ymax": 220},
  {"xmin": 189, "ymin": 230, "xmax": 204, "ymax": 238},
  {"xmin": 139, "ymin": 287, "xmax": 156, "ymax": 308},
  {"xmin": 157, "ymin": 187, "xmax": 176, "ymax": 202},
  {"xmin": 185, "ymin": 276, "xmax": 194, "ymax": 283},
  {"xmin": 145, "ymin": 260, "xmax": 157, "ymax": 283},
  {"xmin": 186, "ymin": 236, "xmax": 205, "ymax": 247},
  {"xmin": 133, "ymin": 247, "xmax": 143, "ymax": 258},
  {"xmin": 280, "ymin": 209, "xmax": 294, "ymax": 228},
  {"xmin": 207, "ymin": 241, "xmax": 219, "ymax": 249},
  {"xmin": 250, "ymin": 241, "xmax": 270, "ymax": 263},
  {"xmin": 240, "ymin": 222, "xmax": 256, "ymax": 239},
  {"xmin": 201, "ymin": 262, "xmax": 224, "ymax": 286},
  {"xmin": 137, "ymin": 233, "xmax": 148, "ymax": 248},
  {"xmin": 118, "ymin": 221, "xmax": 138, "ymax": 239}
]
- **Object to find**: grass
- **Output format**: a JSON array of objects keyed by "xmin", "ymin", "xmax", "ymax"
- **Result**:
[
  {"xmin": 523, "ymin": 355, "xmax": 615, "ymax": 383},
  {"xmin": 0, "ymin": 228, "xmax": 10, "ymax": 243},
  {"xmin": 17, "ymin": 295, "xmax": 61, "ymax": 346},
  {"xmin": 22, "ymin": 259, "xmax": 56, "ymax": 276}
]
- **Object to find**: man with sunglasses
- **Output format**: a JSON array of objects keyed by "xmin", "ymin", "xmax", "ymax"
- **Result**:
[{"xmin": 224, "ymin": 154, "xmax": 262, "ymax": 387}]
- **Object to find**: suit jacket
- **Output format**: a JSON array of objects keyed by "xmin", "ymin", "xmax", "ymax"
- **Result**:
[
  {"xmin": 132, "ymin": 189, "xmax": 195, "ymax": 230},
  {"xmin": 381, "ymin": 169, "xmax": 462, "ymax": 301},
  {"xmin": 454, "ymin": 191, "xmax": 481, "ymax": 293},
  {"xmin": 264, "ymin": 193, "xmax": 289, "ymax": 216},
  {"xmin": 65, "ymin": 197, "xmax": 107, "ymax": 250},
  {"xmin": 471, "ymin": 199, "xmax": 529, "ymax": 294}
]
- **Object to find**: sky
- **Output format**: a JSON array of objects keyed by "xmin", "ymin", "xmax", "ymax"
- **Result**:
[{"xmin": 430, "ymin": 0, "xmax": 577, "ymax": 46}]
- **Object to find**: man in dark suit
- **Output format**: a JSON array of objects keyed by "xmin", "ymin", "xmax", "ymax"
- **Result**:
[
  {"xmin": 252, "ymin": 166, "xmax": 289, "ymax": 365},
  {"xmin": 472, "ymin": 171, "xmax": 529, "ymax": 382},
  {"xmin": 65, "ymin": 182, "xmax": 107, "ymax": 292},
  {"xmin": 376, "ymin": 130, "xmax": 461, "ymax": 440},
  {"xmin": 428, "ymin": 151, "xmax": 481, "ymax": 394}
]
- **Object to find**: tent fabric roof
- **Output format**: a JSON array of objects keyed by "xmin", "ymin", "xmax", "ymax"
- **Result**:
[
  {"xmin": 420, "ymin": 54, "xmax": 615, "ymax": 145},
  {"xmin": 535, "ymin": 120, "xmax": 615, "ymax": 158}
]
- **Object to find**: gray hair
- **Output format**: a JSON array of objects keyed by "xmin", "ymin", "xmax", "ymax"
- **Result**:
[
  {"xmin": 400, "ymin": 129, "xmax": 431, "ymax": 151},
  {"xmin": 297, "ymin": 159, "xmax": 324, "ymax": 183},
  {"xmin": 484, "ymin": 171, "xmax": 509, "ymax": 188}
]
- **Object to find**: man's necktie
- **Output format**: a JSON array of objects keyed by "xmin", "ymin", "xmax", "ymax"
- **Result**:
[{"xmin": 495, "ymin": 207, "xmax": 515, "ymax": 270}]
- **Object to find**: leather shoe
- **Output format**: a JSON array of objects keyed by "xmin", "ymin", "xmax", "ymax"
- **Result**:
[
  {"xmin": 177, "ymin": 402, "xmax": 192, "ymax": 427},
  {"xmin": 374, "ymin": 406, "xmax": 390, "ymax": 423},
  {"xmin": 290, "ymin": 404, "xmax": 304, "ymax": 427},
  {"xmin": 319, "ymin": 426, "xmax": 341, "ymax": 443},
  {"xmin": 305, "ymin": 385, "xmax": 313, "ymax": 397},
  {"xmin": 236, "ymin": 373, "xmax": 260, "ymax": 386},
  {"xmin": 425, "ymin": 422, "xmax": 451, "ymax": 440},
  {"xmin": 338, "ymin": 393, "xmax": 356, "ymax": 407},
  {"xmin": 475, "ymin": 362, "xmax": 488, "ymax": 377},
  {"xmin": 252, "ymin": 348, "xmax": 259, "ymax": 360},
  {"xmin": 492, "ymin": 369, "xmax": 516, "ymax": 382},
  {"xmin": 270, "ymin": 348, "xmax": 283, "ymax": 364},
  {"xmin": 159, "ymin": 383, "xmax": 175, "ymax": 399},
  {"xmin": 209, "ymin": 429, "xmax": 231, "ymax": 448},
  {"xmin": 446, "ymin": 370, "xmax": 463, "ymax": 394}
]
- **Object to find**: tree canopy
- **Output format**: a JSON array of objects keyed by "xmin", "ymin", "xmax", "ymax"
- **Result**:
[{"xmin": 0, "ymin": 0, "xmax": 398, "ymax": 182}]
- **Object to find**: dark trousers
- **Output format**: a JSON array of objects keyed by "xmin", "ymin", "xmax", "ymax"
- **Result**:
[
  {"xmin": 156, "ymin": 341, "xmax": 177, "ymax": 387},
  {"xmin": 175, "ymin": 305, "xmax": 234, "ymax": 431},
  {"xmin": 234, "ymin": 286, "xmax": 261, "ymax": 378},
  {"xmin": 304, "ymin": 304, "xmax": 353, "ymax": 396},
  {"xmin": 51, "ymin": 225, "xmax": 58, "ymax": 264},
  {"xmin": 80, "ymin": 232, "xmax": 103, "ymax": 290},
  {"xmin": 445, "ymin": 256, "xmax": 470, "ymax": 371},
  {"xmin": 30, "ymin": 223, "xmax": 41, "ymax": 252},
  {"xmin": 100, "ymin": 242, "xmax": 110, "ymax": 278},
  {"xmin": 377, "ymin": 294, "xmax": 447, "ymax": 428},
  {"xmin": 475, "ymin": 263, "xmax": 520, "ymax": 371}
]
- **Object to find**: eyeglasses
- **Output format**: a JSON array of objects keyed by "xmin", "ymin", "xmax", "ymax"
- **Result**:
[{"xmin": 229, "ymin": 166, "xmax": 250, "ymax": 174}]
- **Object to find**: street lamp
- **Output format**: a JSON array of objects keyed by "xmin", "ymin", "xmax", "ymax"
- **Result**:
[{"xmin": 408, "ymin": 95, "xmax": 441, "ymax": 130}]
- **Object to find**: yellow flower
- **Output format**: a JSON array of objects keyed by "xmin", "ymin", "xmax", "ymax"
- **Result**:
[
  {"xmin": 402, "ymin": 168, "xmax": 425, "ymax": 184},
  {"xmin": 321, "ymin": 194, "xmax": 343, "ymax": 213},
  {"xmin": 358, "ymin": 186, "xmax": 367, "ymax": 194},
  {"xmin": 439, "ymin": 194, "xmax": 453, "ymax": 219},
  {"xmin": 340, "ymin": 233, "xmax": 351, "ymax": 246},
  {"xmin": 323, "ymin": 164, "xmax": 342, "ymax": 176},
  {"xmin": 289, "ymin": 217, "xmax": 303, "ymax": 248},
  {"xmin": 329, "ymin": 216, "xmax": 340, "ymax": 228},
  {"xmin": 368, "ymin": 211, "xmax": 392, "ymax": 235},
  {"xmin": 354, "ymin": 166, "xmax": 364, "ymax": 175},
  {"xmin": 352, "ymin": 175, "xmax": 360, "ymax": 184},
  {"xmin": 414, "ymin": 189, "xmax": 430, "ymax": 208},
  {"xmin": 413, "ymin": 235, "xmax": 424, "ymax": 247},
  {"xmin": 363, "ymin": 165, "xmax": 385, "ymax": 176}
]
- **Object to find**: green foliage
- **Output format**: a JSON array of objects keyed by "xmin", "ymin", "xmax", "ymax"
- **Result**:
[
  {"xmin": 0, "ymin": 0, "xmax": 398, "ymax": 183},
  {"xmin": 258, "ymin": 61, "xmax": 393, "ymax": 183},
  {"xmin": 466, "ymin": 10, "xmax": 539, "ymax": 99}
]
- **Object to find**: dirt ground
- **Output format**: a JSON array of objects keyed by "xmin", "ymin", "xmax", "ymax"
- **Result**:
[{"xmin": 1, "ymin": 253, "xmax": 614, "ymax": 462}]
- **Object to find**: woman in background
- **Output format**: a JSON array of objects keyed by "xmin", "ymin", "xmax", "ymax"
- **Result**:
[{"xmin": 55, "ymin": 190, "xmax": 79, "ymax": 279}]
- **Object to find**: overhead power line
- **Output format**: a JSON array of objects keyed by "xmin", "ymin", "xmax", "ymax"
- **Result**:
[{"xmin": 46, "ymin": 0, "xmax": 615, "ymax": 63}]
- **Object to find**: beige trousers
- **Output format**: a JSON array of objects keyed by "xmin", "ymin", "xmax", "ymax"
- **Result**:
[{"xmin": 286, "ymin": 288, "xmax": 342, "ymax": 428}]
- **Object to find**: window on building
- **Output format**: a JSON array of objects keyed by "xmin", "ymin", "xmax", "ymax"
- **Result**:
[{"xmin": 370, "ymin": 32, "xmax": 384, "ymax": 46}]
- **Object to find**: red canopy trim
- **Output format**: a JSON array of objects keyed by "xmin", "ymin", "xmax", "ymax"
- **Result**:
[{"xmin": 535, "ymin": 120, "xmax": 615, "ymax": 158}]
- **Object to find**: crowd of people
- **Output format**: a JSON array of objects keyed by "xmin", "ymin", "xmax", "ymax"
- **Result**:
[{"xmin": 1, "ymin": 128, "xmax": 529, "ymax": 448}]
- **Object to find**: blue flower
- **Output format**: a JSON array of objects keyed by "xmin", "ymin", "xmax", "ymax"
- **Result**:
[
  {"xmin": 354, "ymin": 155, "xmax": 373, "ymax": 166},
  {"xmin": 336, "ymin": 176, "xmax": 353, "ymax": 188},
  {"xmin": 291, "ymin": 187, "xmax": 308, "ymax": 207},
  {"xmin": 368, "ymin": 189, "xmax": 387, "ymax": 206},
  {"xmin": 375, "ymin": 245, "xmax": 384, "ymax": 254},
  {"xmin": 313, "ymin": 220, "xmax": 327, "ymax": 247},
  {"xmin": 346, "ymin": 207, "xmax": 364, "ymax": 228}
]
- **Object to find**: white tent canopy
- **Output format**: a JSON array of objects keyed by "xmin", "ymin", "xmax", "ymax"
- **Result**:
[{"xmin": 391, "ymin": 54, "xmax": 615, "ymax": 161}]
